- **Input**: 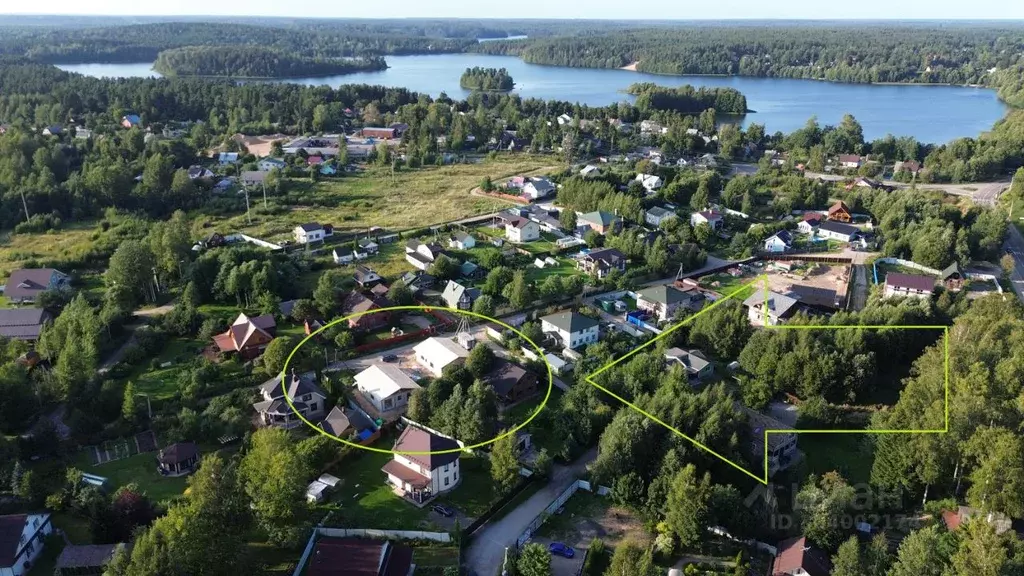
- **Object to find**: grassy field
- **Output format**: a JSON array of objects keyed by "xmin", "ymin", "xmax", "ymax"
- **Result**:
[
  {"xmin": 204, "ymin": 156, "xmax": 560, "ymax": 241},
  {"xmin": 128, "ymin": 338, "xmax": 208, "ymax": 400},
  {"xmin": 74, "ymin": 451, "xmax": 190, "ymax": 504},
  {"xmin": 0, "ymin": 223, "xmax": 99, "ymax": 278},
  {"xmin": 436, "ymin": 456, "xmax": 498, "ymax": 519},
  {"xmin": 800, "ymin": 434, "xmax": 875, "ymax": 485},
  {"xmin": 411, "ymin": 546, "xmax": 460, "ymax": 568},
  {"xmin": 698, "ymin": 272, "xmax": 757, "ymax": 300}
]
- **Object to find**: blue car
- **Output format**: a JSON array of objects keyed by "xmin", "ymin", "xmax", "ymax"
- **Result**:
[{"xmin": 548, "ymin": 542, "xmax": 575, "ymax": 558}]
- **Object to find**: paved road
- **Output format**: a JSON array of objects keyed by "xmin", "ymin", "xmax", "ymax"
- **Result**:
[
  {"xmin": 1003, "ymin": 224, "xmax": 1024, "ymax": 303},
  {"xmin": 465, "ymin": 449, "xmax": 596, "ymax": 576},
  {"xmin": 849, "ymin": 264, "xmax": 868, "ymax": 311}
]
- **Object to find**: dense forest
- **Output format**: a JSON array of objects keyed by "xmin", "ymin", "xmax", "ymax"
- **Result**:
[
  {"xmin": 153, "ymin": 46, "xmax": 386, "ymax": 78},
  {"xmin": 459, "ymin": 66, "xmax": 515, "ymax": 91},
  {"xmin": 627, "ymin": 83, "xmax": 748, "ymax": 115}
]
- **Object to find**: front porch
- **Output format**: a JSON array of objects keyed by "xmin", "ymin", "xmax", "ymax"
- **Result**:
[{"xmin": 382, "ymin": 460, "xmax": 435, "ymax": 507}]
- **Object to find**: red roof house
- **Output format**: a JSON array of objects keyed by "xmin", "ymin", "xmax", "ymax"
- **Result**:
[
  {"xmin": 827, "ymin": 201, "xmax": 852, "ymax": 223},
  {"xmin": 212, "ymin": 313, "xmax": 277, "ymax": 360},
  {"xmin": 772, "ymin": 536, "xmax": 832, "ymax": 576}
]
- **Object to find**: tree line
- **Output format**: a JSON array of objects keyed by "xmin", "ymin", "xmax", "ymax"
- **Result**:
[
  {"xmin": 459, "ymin": 67, "xmax": 515, "ymax": 91},
  {"xmin": 153, "ymin": 46, "xmax": 386, "ymax": 79},
  {"xmin": 628, "ymin": 83, "xmax": 748, "ymax": 115}
]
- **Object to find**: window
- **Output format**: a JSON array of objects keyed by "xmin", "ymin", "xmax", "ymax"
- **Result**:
[
  {"xmin": 454, "ymin": 470, "xmax": 458, "ymax": 481},
  {"xmin": 444, "ymin": 477, "xmax": 449, "ymax": 487},
  {"xmin": 309, "ymin": 403, "xmax": 318, "ymax": 412}
]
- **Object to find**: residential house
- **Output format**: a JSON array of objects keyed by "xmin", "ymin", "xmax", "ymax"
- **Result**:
[
  {"xmin": 771, "ymin": 536, "xmax": 831, "ymax": 576},
  {"xmin": 213, "ymin": 178, "xmax": 233, "ymax": 192},
  {"xmin": 212, "ymin": 313, "xmax": 276, "ymax": 359},
  {"xmin": 579, "ymin": 211, "xmax": 621, "ymax": 235},
  {"xmin": 400, "ymin": 271, "xmax": 435, "ymax": 294},
  {"xmin": 355, "ymin": 364, "xmax": 420, "ymax": 415},
  {"xmin": 354, "ymin": 265, "xmax": 384, "ymax": 289},
  {"xmin": 73, "ymin": 128, "xmax": 93, "ymax": 140},
  {"xmin": 894, "ymin": 159, "xmax": 922, "ymax": 175},
  {"xmin": 340, "ymin": 292, "xmax": 391, "ymax": 331},
  {"xmin": 257, "ymin": 157, "xmax": 287, "ymax": 171},
  {"xmin": 639, "ymin": 119, "xmax": 666, "ymax": 135},
  {"xmin": 636, "ymin": 285, "xmax": 702, "ymax": 321},
  {"xmin": 522, "ymin": 177, "xmax": 555, "ymax": 200},
  {"xmin": 0, "ymin": 309, "xmax": 52, "ymax": 341},
  {"xmin": 514, "ymin": 205, "xmax": 562, "ymax": 232},
  {"xmin": 540, "ymin": 311, "xmax": 600, "ymax": 350},
  {"xmin": 332, "ymin": 248, "xmax": 354, "ymax": 265},
  {"xmin": 744, "ymin": 405, "xmax": 800, "ymax": 477},
  {"xmin": 664, "ymin": 348, "xmax": 713, "ymax": 382},
  {"xmin": 763, "ymin": 230, "xmax": 794, "ymax": 253},
  {"xmin": 382, "ymin": 426, "xmax": 460, "ymax": 503},
  {"xmin": 827, "ymin": 201, "xmax": 852, "ymax": 223},
  {"xmin": 697, "ymin": 153, "xmax": 718, "ymax": 168},
  {"xmin": 405, "ymin": 240, "xmax": 445, "ymax": 271},
  {"xmin": 302, "ymin": 537, "xmax": 413, "ymax": 576},
  {"xmin": 241, "ymin": 171, "xmax": 267, "ymax": 187},
  {"xmin": 483, "ymin": 359, "xmax": 539, "ymax": 404},
  {"xmin": 505, "ymin": 217, "xmax": 541, "ymax": 243},
  {"xmin": 941, "ymin": 506, "xmax": 1013, "ymax": 535},
  {"xmin": 0, "ymin": 513, "xmax": 53, "ymax": 576},
  {"xmin": 448, "ymin": 231, "xmax": 476, "ymax": 250},
  {"xmin": 580, "ymin": 165, "xmax": 600, "ymax": 178},
  {"xmin": 635, "ymin": 173, "xmax": 663, "ymax": 194},
  {"xmin": 884, "ymin": 272, "xmax": 935, "ymax": 299},
  {"xmin": 690, "ymin": 210, "xmax": 723, "ymax": 231},
  {"xmin": 744, "ymin": 288, "xmax": 800, "ymax": 326},
  {"xmin": 120, "ymin": 114, "xmax": 141, "ymax": 129},
  {"xmin": 306, "ymin": 156, "xmax": 324, "ymax": 168},
  {"xmin": 4, "ymin": 268, "xmax": 70, "ymax": 304},
  {"xmin": 816, "ymin": 220, "xmax": 858, "ymax": 243},
  {"xmin": 848, "ymin": 176, "xmax": 886, "ymax": 190},
  {"xmin": 156, "ymin": 442, "xmax": 199, "ymax": 476},
  {"xmin": 577, "ymin": 248, "xmax": 626, "ymax": 279},
  {"xmin": 252, "ymin": 371, "xmax": 327, "ymax": 429},
  {"xmin": 441, "ymin": 280, "xmax": 480, "ymax": 310},
  {"xmin": 788, "ymin": 284, "xmax": 843, "ymax": 312},
  {"xmin": 798, "ymin": 213, "xmax": 822, "ymax": 235},
  {"xmin": 187, "ymin": 165, "xmax": 214, "ymax": 180},
  {"xmin": 42, "ymin": 125, "xmax": 62, "ymax": 136},
  {"xmin": 940, "ymin": 262, "xmax": 965, "ymax": 291},
  {"xmin": 414, "ymin": 337, "xmax": 471, "ymax": 377},
  {"xmin": 319, "ymin": 406, "xmax": 377, "ymax": 442},
  {"xmin": 556, "ymin": 113, "xmax": 573, "ymax": 126},
  {"xmin": 357, "ymin": 238, "xmax": 379, "ymax": 255},
  {"xmin": 294, "ymin": 222, "xmax": 328, "ymax": 244},
  {"xmin": 361, "ymin": 127, "xmax": 396, "ymax": 139},
  {"xmin": 645, "ymin": 206, "xmax": 677, "ymax": 228},
  {"xmin": 837, "ymin": 154, "xmax": 862, "ymax": 169},
  {"xmin": 218, "ymin": 152, "xmax": 239, "ymax": 165},
  {"xmin": 54, "ymin": 544, "xmax": 122, "ymax": 576}
]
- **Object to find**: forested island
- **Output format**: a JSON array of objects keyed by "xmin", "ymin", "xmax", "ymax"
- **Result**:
[
  {"xmin": 459, "ymin": 66, "xmax": 514, "ymax": 91},
  {"xmin": 152, "ymin": 46, "xmax": 386, "ymax": 79},
  {"xmin": 627, "ymin": 83, "xmax": 749, "ymax": 115}
]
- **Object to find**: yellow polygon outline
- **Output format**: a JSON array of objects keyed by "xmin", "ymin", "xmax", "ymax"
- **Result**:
[{"xmin": 584, "ymin": 275, "xmax": 949, "ymax": 485}]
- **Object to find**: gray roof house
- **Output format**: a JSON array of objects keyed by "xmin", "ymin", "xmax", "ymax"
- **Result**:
[
  {"xmin": 3, "ymin": 268, "xmax": 70, "ymax": 303},
  {"xmin": 253, "ymin": 371, "xmax": 327, "ymax": 429},
  {"xmin": 441, "ymin": 280, "xmax": 480, "ymax": 310},
  {"xmin": 744, "ymin": 288, "xmax": 800, "ymax": 326},
  {"xmin": 664, "ymin": 348, "xmax": 713, "ymax": 382},
  {"xmin": 319, "ymin": 406, "xmax": 376, "ymax": 440},
  {"xmin": 0, "ymin": 308, "xmax": 53, "ymax": 341}
]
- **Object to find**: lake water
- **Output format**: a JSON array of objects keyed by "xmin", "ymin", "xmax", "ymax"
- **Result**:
[{"xmin": 58, "ymin": 54, "xmax": 1009, "ymax": 144}]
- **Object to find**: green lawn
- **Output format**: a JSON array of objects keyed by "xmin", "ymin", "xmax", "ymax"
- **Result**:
[
  {"xmin": 534, "ymin": 491, "xmax": 609, "ymax": 540},
  {"xmin": 698, "ymin": 272, "xmax": 757, "ymax": 300},
  {"xmin": 799, "ymin": 434, "xmax": 875, "ymax": 485},
  {"xmin": 74, "ymin": 451, "xmax": 190, "ymax": 504},
  {"xmin": 51, "ymin": 512, "xmax": 93, "ymax": 544},
  {"xmin": 322, "ymin": 443, "xmax": 435, "ymax": 529},
  {"xmin": 129, "ymin": 338, "xmax": 208, "ymax": 399},
  {"xmin": 436, "ymin": 456, "xmax": 498, "ymax": 519},
  {"xmin": 525, "ymin": 256, "xmax": 586, "ymax": 284},
  {"xmin": 412, "ymin": 546, "xmax": 460, "ymax": 567}
]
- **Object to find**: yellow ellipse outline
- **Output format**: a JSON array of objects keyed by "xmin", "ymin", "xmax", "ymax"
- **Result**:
[{"xmin": 279, "ymin": 305, "xmax": 554, "ymax": 455}]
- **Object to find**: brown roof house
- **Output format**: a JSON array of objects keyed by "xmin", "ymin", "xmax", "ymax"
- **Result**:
[
  {"xmin": 0, "ymin": 513, "xmax": 53, "ymax": 576},
  {"xmin": 319, "ymin": 406, "xmax": 378, "ymax": 445},
  {"xmin": 4, "ymin": 268, "xmax": 70, "ymax": 304},
  {"xmin": 0, "ymin": 308, "xmax": 52, "ymax": 341},
  {"xmin": 212, "ymin": 313, "xmax": 277, "ymax": 360},
  {"xmin": 772, "ymin": 536, "xmax": 832, "ymax": 576},
  {"xmin": 157, "ymin": 442, "xmax": 200, "ymax": 477},
  {"xmin": 253, "ymin": 371, "xmax": 327, "ymax": 429},
  {"xmin": 826, "ymin": 201, "xmax": 852, "ymax": 223},
  {"xmin": 341, "ymin": 292, "xmax": 392, "ymax": 331},
  {"xmin": 483, "ymin": 359, "xmax": 539, "ymax": 404},
  {"xmin": 302, "ymin": 537, "xmax": 413, "ymax": 576},
  {"xmin": 883, "ymin": 272, "xmax": 935, "ymax": 299},
  {"xmin": 55, "ymin": 543, "xmax": 123, "ymax": 576},
  {"xmin": 577, "ymin": 248, "xmax": 626, "ymax": 279},
  {"xmin": 382, "ymin": 425, "xmax": 461, "ymax": 504}
]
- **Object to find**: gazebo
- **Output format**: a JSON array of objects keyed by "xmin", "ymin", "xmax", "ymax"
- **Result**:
[{"xmin": 157, "ymin": 442, "xmax": 200, "ymax": 477}]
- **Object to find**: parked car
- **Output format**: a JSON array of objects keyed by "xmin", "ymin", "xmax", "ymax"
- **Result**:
[
  {"xmin": 548, "ymin": 542, "xmax": 575, "ymax": 558},
  {"xmin": 431, "ymin": 504, "xmax": 455, "ymax": 517},
  {"xmin": 381, "ymin": 354, "xmax": 398, "ymax": 362}
]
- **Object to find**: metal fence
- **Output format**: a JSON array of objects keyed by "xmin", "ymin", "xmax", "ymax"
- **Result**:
[{"xmin": 514, "ymin": 479, "xmax": 609, "ymax": 549}]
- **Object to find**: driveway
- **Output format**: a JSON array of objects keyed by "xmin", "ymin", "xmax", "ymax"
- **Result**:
[
  {"xmin": 464, "ymin": 449, "xmax": 596, "ymax": 576},
  {"xmin": 527, "ymin": 537, "xmax": 584, "ymax": 576},
  {"xmin": 849, "ymin": 264, "xmax": 868, "ymax": 311}
]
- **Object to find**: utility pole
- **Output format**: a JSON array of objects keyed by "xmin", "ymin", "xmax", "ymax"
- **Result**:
[{"xmin": 244, "ymin": 185, "xmax": 252, "ymax": 224}]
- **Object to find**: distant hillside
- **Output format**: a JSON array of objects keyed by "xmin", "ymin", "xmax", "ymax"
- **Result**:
[{"xmin": 153, "ymin": 46, "xmax": 386, "ymax": 79}]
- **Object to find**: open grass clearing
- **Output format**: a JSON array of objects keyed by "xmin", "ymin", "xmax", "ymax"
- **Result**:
[
  {"xmin": 698, "ymin": 272, "xmax": 757, "ymax": 300},
  {"xmin": 411, "ymin": 546, "xmax": 460, "ymax": 567},
  {"xmin": 799, "ymin": 433, "xmax": 875, "ymax": 485},
  {"xmin": 436, "ymin": 456, "xmax": 499, "ymax": 520},
  {"xmin": 202, "ymin": 156, "xmax": 560, "ymax": 241},
  {"xmin": 73, "ymin": 450, "xmax": 190, "ymax": 504}
]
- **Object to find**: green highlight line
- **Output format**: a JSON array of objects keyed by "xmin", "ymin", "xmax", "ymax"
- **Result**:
[{"xmin": 584, "ymin": 274, "xmax": 951, "ymax": 485}]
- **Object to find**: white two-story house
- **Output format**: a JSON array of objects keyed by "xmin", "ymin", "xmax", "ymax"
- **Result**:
[
  {"xmin": 355, "ymin": 364, "xmax": 420, "ymax": 416},
  {"xmin": 540, "ymin": 311, "xmax": 599, "ymax": 350},
  {"xmin": 0, "ymin": 513, "xmax": 52, "ymax": 576},
  {"xmin": 294, "ymin": 222, "xmax": 331, "ymax": 244},
  {"xmin": 414, "ymin": 337, "xmax": 470, "ymax": 377},
  {"xmin": 252, "ymin": 371, "xmax": 327, "ymax": 429},
  {"xmin": 505, "ymin": 218, "xmax": 541, "ymax": 243},
  {"xmin": 382, "ymin": 426, "xmax": 461, "ymax": 503}
]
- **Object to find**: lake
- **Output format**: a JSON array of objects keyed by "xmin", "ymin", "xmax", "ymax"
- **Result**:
[{"xmin": 58, "ymin": 54, "xmax": 1009, "ymax": 144}]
